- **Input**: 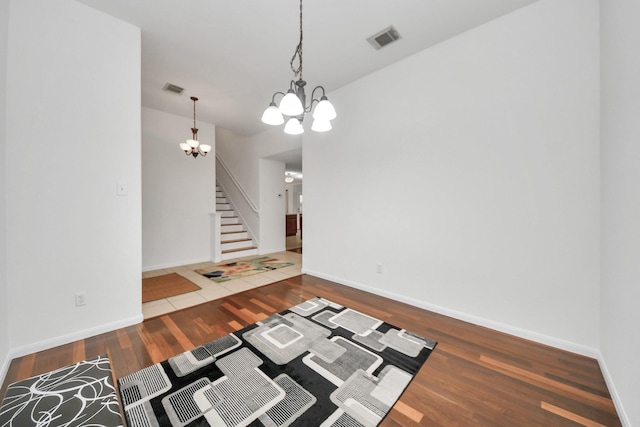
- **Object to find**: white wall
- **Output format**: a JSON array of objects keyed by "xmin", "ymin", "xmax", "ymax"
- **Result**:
[
  {"xmin": 304, "ymin": 0, "xmax": 600, "ymax": 354},
  {"xmin": 600, "ymin": 0, "xmax": 640, "ymax": 425},
  {"xmin": 4, "ymin": 0, "xmax": 142, "ymax": 354},
  {"xmin": 0, "ymin": 0, "xmax": 9, "ymax": 382},
  {"xmin": 142, "ymin": 107, "xmax": 215, "ymax": 271},
  {"xmin": 259, "ymin": 159, "xmax": 286, "ymax": 254},
  {"xmin": 216, "ymin": 127, "xmax": 300, "ymax": 253}
]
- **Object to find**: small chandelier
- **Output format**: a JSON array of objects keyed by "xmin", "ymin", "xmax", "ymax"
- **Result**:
[
  {"xmin": 179, "ymin": 96, "xmax": 211, "ymax": 158},
  {"xmin": 261, "ymin": 0, "xmax": 336, "ymax": 135}
]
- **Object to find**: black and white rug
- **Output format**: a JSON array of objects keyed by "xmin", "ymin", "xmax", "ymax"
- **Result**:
[
  {"xmin": 0, "ymin": 355, "xmax": 123, "ymax": 427},
  {"xmin": 118, "ymin": 297, "xmax": 436, "ymax": 426}
]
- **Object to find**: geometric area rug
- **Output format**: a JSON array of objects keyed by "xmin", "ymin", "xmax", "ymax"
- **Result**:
[
  {"xmin": 195, "ymin": 256, "xmax": 294, "ymax": 283},
  {"xmin": 117, "ymin": 297, "xmax": 437, "ymax": 426}
]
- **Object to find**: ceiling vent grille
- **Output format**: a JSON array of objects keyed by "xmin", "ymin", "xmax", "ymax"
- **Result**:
[
  {"xmin": 163, "ymin": 83, "xmax": 184, "ymax": 94},
  {"xmin": 367, "ymin": 25, "xmax": 401, "ymax": 50}
]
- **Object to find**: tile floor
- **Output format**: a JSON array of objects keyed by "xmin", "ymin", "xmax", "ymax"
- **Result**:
[{"xmin": 141, "ymin": 249, "xmax": 303, "ymax": 319}]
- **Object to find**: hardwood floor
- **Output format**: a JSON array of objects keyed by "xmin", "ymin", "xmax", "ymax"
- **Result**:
[{"xmin": 1, "ymin": 275, "xmax": 621, "ymax": 426}]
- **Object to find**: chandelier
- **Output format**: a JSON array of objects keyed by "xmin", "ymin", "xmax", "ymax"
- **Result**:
[
  {"xmin": 179, "ymin": 96, "xmax": 211, "ymax": 158},
  {"xmin": 261, "ymin": 0, "xmax": 336, "ymax": 135}
]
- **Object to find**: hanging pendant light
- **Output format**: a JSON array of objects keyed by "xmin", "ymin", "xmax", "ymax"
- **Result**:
[
  {"xmin": 261, "ymin": 0, "xmax": 337, "ymax": 134},
  {"xmin": 179, "ymin": 96, "xmax": 211, "ymax": 158}
]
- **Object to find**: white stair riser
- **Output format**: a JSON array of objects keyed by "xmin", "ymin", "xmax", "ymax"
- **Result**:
[
  {"xmin": 216, "ymin": 183, "xmax": 258, "ymax": 257},
  {"xmin": 221, "ymin": 240, "xmax": 254, "ymax": 251},
  {"xmin": 221, "ymin": 217, "xmax": 240, "ymax": 225},
  {"xmin": 221, "ymin": 248, "xmax": 258, "ymax": 261},
  {"xmin": 221, "ymin": 231, "xmax": 248, "ymax": 240}
]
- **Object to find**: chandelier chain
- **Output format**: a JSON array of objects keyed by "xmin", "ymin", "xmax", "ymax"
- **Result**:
[
  {"xmin": 192, "ymin": 98, "xmax": 197, "ymax": 129},
  {"xmin": 289, "ymin": 0, "xmax": 303, "ymax": 79}
]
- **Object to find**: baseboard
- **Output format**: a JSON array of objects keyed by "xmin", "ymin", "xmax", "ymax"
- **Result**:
[
  {"xmin": 1, "ymin": 314, "xmax": 143, "ymax": 388},
  {"xmin": 0, "ymin": 349, "xmax": 11, "ymax": 393},
  {"xmin": 302, "ymin": 268, "xmax": 599, "ymax": 358},
  {"xmin": 142, "ymin": 257, "xmax": 211, "ymax": 272},
  {"xmin": 597, "ymin": 354, "xmax": 631, "ymax": 427}
]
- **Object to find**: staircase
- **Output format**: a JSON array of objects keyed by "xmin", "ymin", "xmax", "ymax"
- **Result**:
[{"xmin": 216, "ymin": 184, "xmax": 258, "ymax": 260}]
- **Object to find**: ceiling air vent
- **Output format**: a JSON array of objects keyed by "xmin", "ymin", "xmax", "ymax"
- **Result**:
[
  {"xmin": 163, "ymin": 83, "xmax": 184, "ymax": 94},
  {"xmin": 367, "ymin": 25, "xmax": 401, "ymax": 50}
]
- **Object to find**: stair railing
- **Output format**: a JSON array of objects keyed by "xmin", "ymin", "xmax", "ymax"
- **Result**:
[{"xmin": 216, "ymin": 154, "xmax": 258, "ymax": 213}]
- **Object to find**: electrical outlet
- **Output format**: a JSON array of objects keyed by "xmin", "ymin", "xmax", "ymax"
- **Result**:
[
  {"xmin": 376, "ymin": 264, "xmax": 383, "ymax": 274},
  {"xmin": 75, "ymin": 292, "xmax": 87, "ymax": 307},
  {"xmin": 116, "ymin": 182, "xmax": 127, "ymax": 196}
]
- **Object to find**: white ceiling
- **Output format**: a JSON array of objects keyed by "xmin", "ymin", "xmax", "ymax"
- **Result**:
[{"xmin": 76, "ymin": 0, "xmax": 537, "ymax": 138}]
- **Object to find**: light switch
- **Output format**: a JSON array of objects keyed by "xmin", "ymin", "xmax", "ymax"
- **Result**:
[{"xmin": 117, "ymin": 182, "xmax": 127, "ymax": 196}]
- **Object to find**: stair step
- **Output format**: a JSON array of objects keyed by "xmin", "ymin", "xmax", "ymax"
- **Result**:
[
  {"xmin": 216, "ymin": 184, "xmax": 258, "ymax": 258},
  {"xmin": 221, "ymin": 217, "xmax": 240, "ymax": 225},
  {"xmin": 222, "ymin": 246, "xmax": 257, "ymax": 253},
  {"xmin": 222, "ymin": 237, "xmax": 251, "ymax": 242},
  {"xmin": 221, "ymin": 239, "xmax": 254, "ymax": 251},
  {"xmin": 221, "ymin": 231, "xmax": 248, "ymax": 239},
  {"xmin": 221, "ymin": 224, "xmax": 244, "ymax": 232},
  {"xmin": 221, "ymin": 249, "xmax": 258, "ymax": 261}
]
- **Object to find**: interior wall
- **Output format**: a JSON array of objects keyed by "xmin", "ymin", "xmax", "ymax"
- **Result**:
[
  {"xmin": 259, "ymin": 159, "xmax": 286, "ymax": 254},
  {"xmin": 142, "ymin": 107, "xmax": 216, "ymax": 271},
  {"xmin": 600, "ymin": 0, "xmax": 640, "ymax": 424},
  {"xmin": 216, "ymin": 127, "xmax": 300, "ymax": 253},
  {"xmin": 0, "ymin": 0, "xmax": 10, "ymax": 381},
  {"xmin": 304, "ymin": 0, "xmax": 600, "ymax": 353},
  {"xmin": 4, "ymin": 0, "xmax": 142, "ymax": 354}
]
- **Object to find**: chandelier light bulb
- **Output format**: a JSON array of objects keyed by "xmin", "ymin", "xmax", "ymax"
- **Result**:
[
  {"xmin": 187, "ymin": 139, "xmax": 199, "ymax": 149},
  {"xmin": 284, "ymin": 118, "xmax": 304, "ymax": 135},
  {"xmin": 279, "ymin": 90, "xmax": 304, "ymax": 116},
  {"xmin": 312, "ymin": 96, "xmax": 337, "ymax": 121},
  {"xmin": 261, "ymin": 103, "xmax": 285, "ymax": 125},
  {"xmin": 199, "ymin": 144, "xmax": 212, "ymax": 154},
  {"xmin": 311, "ymin": 118, "xmax": 332, "ymax": 132}
]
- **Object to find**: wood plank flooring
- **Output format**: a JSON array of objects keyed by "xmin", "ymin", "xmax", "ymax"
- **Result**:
[{"xmin": 0, "ymin": 275, "xmax": 622, "ymax": 426}]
